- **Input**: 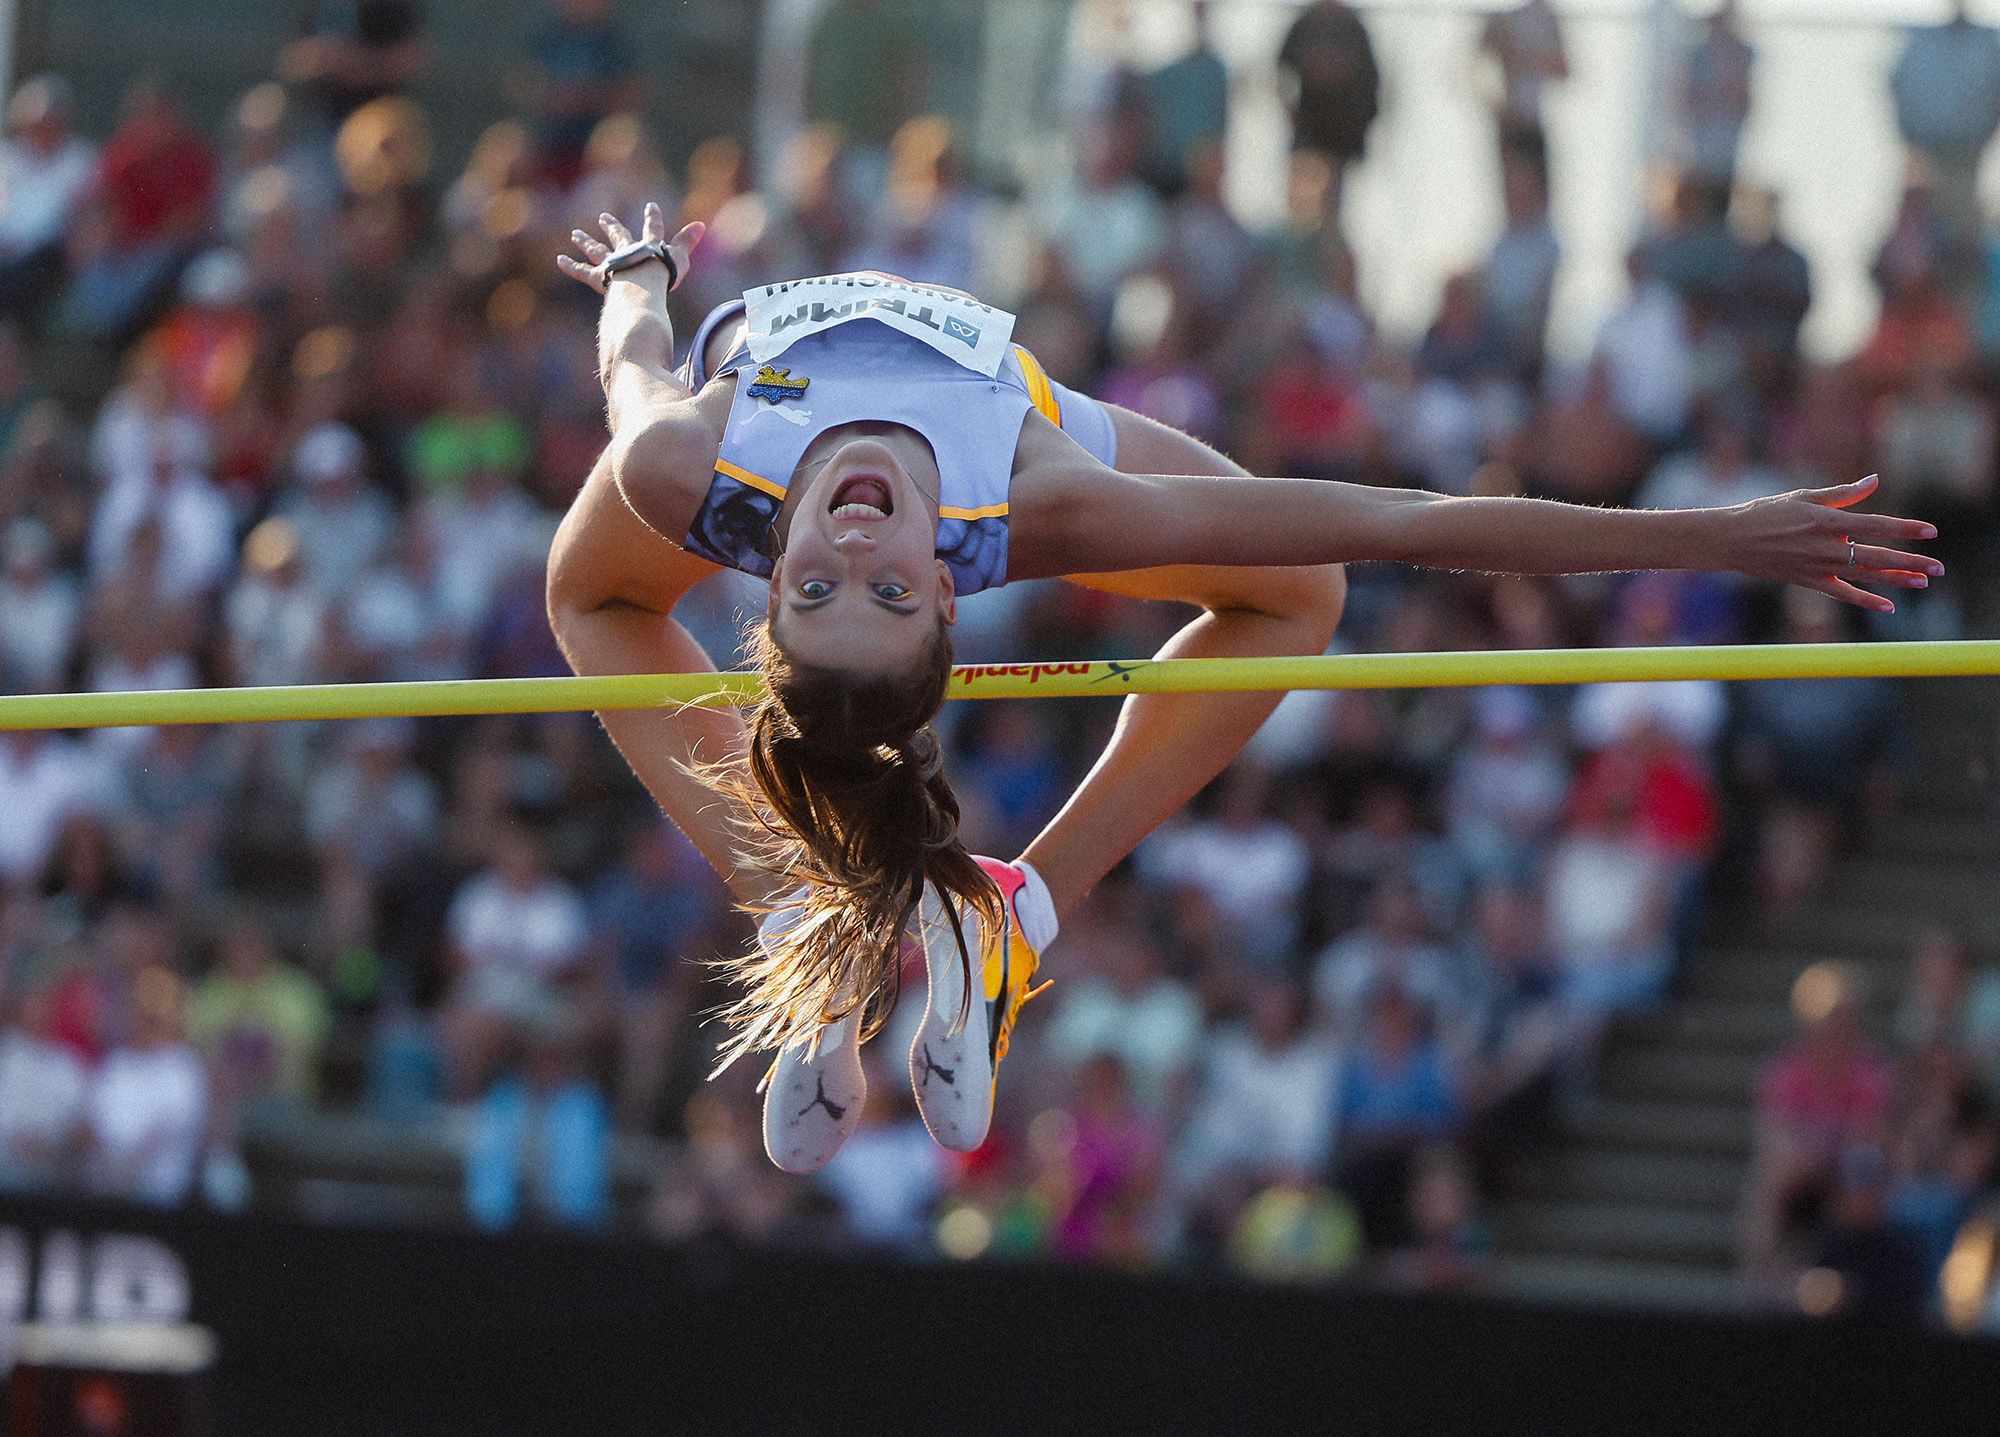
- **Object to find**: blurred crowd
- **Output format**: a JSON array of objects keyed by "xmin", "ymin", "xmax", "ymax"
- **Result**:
[
  {"xmin": 0, "ymin": 0, "xmax": 1997, "ymax": 1310},
  {"xmin": 1744, "ymin": 937, "xmax": 2000, "ymax": 1330}
]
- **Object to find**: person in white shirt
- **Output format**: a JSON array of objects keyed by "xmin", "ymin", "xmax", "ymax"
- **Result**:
[
  {"xmin": 0, "ymin": 76, "xmax": 96, "ymax": 326},
  {"xmin": 87, "ymin": 422, "xmax": 234, "ymax": 608},
  {"xmin": 1595, "ymin": 249, "xmax": 1694, "ymax": 444},
  {"xmin": 1138, "ymin": 765, "xmax": 1309, "ymax": 966},
  {"xmin": 337, "ymin": 514, "xmax": 473, "ymax": 682},
  {"xmin": 1637, "ymin": 406, "xmax": 1784, "ymax": 514},
  {"xmin": 0, "ymin": 518, "xmax": 81, "ymax": 691},
  {"xmin": 225, "ymin": 516, "xmax": 330, "ymax": 688},
  {"xmin": 86, "ymin": 967, "xmax": 208, "ymax": 1206},
  {"xmin": 1173, "ymin": 979, "xmax": 1342, "ymax": 1196},
  {"xmin": 0, "ymin": 729, "xmax": 116, "ymax": 884},
  {"xmin": 0, "ymin": 979, "xmax": 90, "ymax": 1191},
  {"xmin": 272, "ymin": 423, "xmax": 395, "ymax": 601},
  {"xmin": 1043, "ymin": 918, "xmax": 1202, "ymax": 1111},
  {"xmin": 441, "ymin": 822, "xmax": 589, "ymax": 1096},
  {"xmin": 1311, "ymin": 872, "xmax": 1460, "ymax": 1037}
]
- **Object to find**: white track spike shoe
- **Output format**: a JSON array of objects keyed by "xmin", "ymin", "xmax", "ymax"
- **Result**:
[{"xmin": 908, "ymin": 858, "xmax": 1053, "ymax": 1152}]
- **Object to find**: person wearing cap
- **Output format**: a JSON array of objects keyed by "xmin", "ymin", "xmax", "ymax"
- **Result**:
[
  {"xmin": 154, "ymin": 248, "xmax": 259, "ymax": 417},
  {"xmin": 273, "ymin": 421, "xmax": 394, "ymax": 599}
]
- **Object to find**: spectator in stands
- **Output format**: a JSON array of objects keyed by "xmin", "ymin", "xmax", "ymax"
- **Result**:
[
  {"xmin": 1741, "ymin": 962, "xmax": 1894, "ymax": 1285},
  {"xmin": 189, "ymin": 913, "xmax": 329, "ymax": 1207},
  {"xmin": 1896, "ymin": 928, "xmax": 2000, "ymax": 1092},
  {"xmin": 0, "ymin": 729, "xmax": 114, "ymax": 888},
  {"xmin": 1484, "ymin": 153, "xmax": 1560, "ymax": 381},
  {"xmin": 1444, "ymin": 685, "xmax": 1570, "ymax": 884},
  {"xmin": 1227, "ymin": 1179, "xmax": 1361, "ymax": 1283},
  {"xmin": 955, "ymin": 702, "xmax": 1067, "ymax": 860},
  {"xmin": 1873, "ymin": 350, "xmax": 1994, "ymax": 635},
  {"xmin": 1037, "ymin": 121, "xmax": 1165, "ymax": 313},
  {"xmin": 1734, "ymin": 187, "xmax": 1812, "ymax": 398},
  {"xmin": 1276, "ymin": 0, "xmax": 1380, "ymax": 219},
  {"xmin": 1174, "ymin": 978, "xmax": 1342, "ymax": 1200},
  {"xmin": 1478, "ymin": 0, "xmax": 1567, "ymax": 162},
  {"xmin": 86, "ymin": 416, "xmax": 233, "ymax": 613},
  {"xmin": 116, "ymin": 725, "xmax": 229, "ymax": 910},
  {"xmin": 465, "ymin": 1014, "xmax": 612, "ymax": 1230},
  {"xmin": 1544, "ymin": 786, "xmax": 1675, "ymax": 1053},
  {"xmin": 1731, "ymin": 590, "xmax": 1908, "ymax": 907},
  {"xmin": 1381, "ymin": 1145, "xmax": 1492, "ymax": 1291},
  {"xmin": 61, "ymin": 84, "xmax": 217, "ymax": 344},
  {"xmin": 190, "ymin": 913, "xmax": 330, "ymax": 1111},
  {"xmin": 1637, "ymin": 402, "xmax": 1784, "ymax": 513},
  {"xmin": 839, "ymin": 117, "xmax": 983, "ymax": 294},
  {"xmin": 586, "ymin": 819, "xmax": 716, "ymax": 1132},
  {"xmin": 1144, "ymin": 2, "xmax": 1229, "ymax": 199},
  {"xmin": 226, "ymin": 518, "xmax": 329, "ymax": 690},
  {"xmin": 1805, "ymin": 1147, "xmax": 1931, "ymax": 1321},
  {"xmin": 1312, "ymin": 872, "xmax": 1458, "ymax": 1037},
  {"xmin": 818, "ymin": 1055, "xmax": 950, "ymax": 1250},
  {"xmin": 281, "ymin": 0, "xmax": 431, "ymax": 136},
  {"xmin": 1039, "ymin": 1054, "xmax": 1162, "ymax": 1263},
  {"xmin": 0, "ymin": 517, "xmax": 81, "ymax": 692},
  {"xmin": 1679, "ymin": 0, "xmax": 1755, "ymax": 199},
  {"xmin": 0, "ymin": 76, "xmax": 96, "ymax": 331},
  {"xmin": 1141, "ymin": 765, "xmax": 1309, "ymax": 968},
  {"xmin": 1458, "ymin": 882, "xmax": 1564, "ymax": 1173},
  {"xmin": 1333, "ymin": 982, "xmax": 1460, "ymax": 1248},
  {"xmin": 513, "ymin": 0, "xmax": 643, "ymax": 186},
  {"xmin": 274, "ymin": 423, "xmax": 396, "ymax": 603},
  {"xmin": 335, "ymin": 514, "xmax": 471, "ymax": 683},
  {"xmin": 0, "ymin": 974, "xmax": 90, "ymax": 1191},
  {"xmin": 440, "ymin": 821, "xmax": 588, "ymax": 1097},
  {"xmin": 1594, "ymin": 247, "xmax": 1694, "ymax": 446},
  {"xmin": 1890, "ymin": 0, "xmax": 2000, "ymax": 242},
  {"xmin": 85, "ymin": 965, "xmax": 206, "ymax": 1206},
  {"xmin": 1041, "ymin": 892, "xmax": 1203, "ymax": 1112}
]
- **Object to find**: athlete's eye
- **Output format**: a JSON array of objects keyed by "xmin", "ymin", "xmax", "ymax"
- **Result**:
[
  {"xmin": 873, "ymin": 583, "xmax": 913, "ymax": 602},
  {"xmin": 798, "ymin": 579, "xmax": 832, "ymax": 600}
]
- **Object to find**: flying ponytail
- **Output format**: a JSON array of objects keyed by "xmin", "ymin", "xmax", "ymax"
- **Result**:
[{"xmin": 703, "ymin": 618, "xmax": 999, "ymax": 1071}]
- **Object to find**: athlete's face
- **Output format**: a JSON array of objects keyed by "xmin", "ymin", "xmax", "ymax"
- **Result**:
[{"xmin": 770, "ymin": 423, "xmax": 956, "ymax": 673}]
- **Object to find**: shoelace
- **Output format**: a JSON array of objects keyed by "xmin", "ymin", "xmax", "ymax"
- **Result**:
[{"xmin": 994, "ymin": 976, "xmax": 1053, "ymax": 1062}]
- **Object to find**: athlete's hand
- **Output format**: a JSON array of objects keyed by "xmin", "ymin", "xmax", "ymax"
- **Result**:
[
  {"xmin": 1720, "ymin": 475, "xmax": 1941, "ymax": 613},
  {"xmin": 556, "ymin": 201, "xmax": 704, "ymax": 297}
]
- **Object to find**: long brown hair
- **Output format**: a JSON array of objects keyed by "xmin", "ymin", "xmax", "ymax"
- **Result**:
[{"xmin": 705, "ymin": 618, "xmax": 999, "ymax": 1070}]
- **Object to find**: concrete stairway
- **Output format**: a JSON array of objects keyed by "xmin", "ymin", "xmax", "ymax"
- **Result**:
[{"xmin": 1492, "ymin": 676, "xmax": 2000, "ymax": 1312}]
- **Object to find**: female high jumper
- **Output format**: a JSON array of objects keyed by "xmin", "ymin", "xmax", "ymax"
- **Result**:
[{"xmin": 547, "ymin": 205, "xmax": 1939, "ymax": 1173}]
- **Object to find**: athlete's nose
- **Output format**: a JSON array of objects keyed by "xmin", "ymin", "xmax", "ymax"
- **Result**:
[{"xmin": 833, "ymin": 528, "xmax": 877, "ymax": 552}]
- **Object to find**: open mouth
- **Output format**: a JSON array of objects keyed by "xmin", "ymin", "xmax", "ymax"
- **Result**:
[{"xmin": 829, "ymin": 475, "xmax": 894, "ymax": 520}]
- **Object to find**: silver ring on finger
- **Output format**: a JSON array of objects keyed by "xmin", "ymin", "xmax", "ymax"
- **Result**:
[{"xmin": 1847, "ymin": 539, "xmax": 1858, "ymax": 568}]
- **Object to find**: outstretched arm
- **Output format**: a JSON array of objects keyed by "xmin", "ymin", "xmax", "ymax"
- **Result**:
[
  {"xmin": 551, "ymin": 211, "xmax": 775, "ymax": 906},
  {"xmin": 1013, "ymin": 465, "xmax": 1941, "ymax": 613},
  {"xmin": 557, "ymin": 203, "xmax": 706, "ymax": 439}
]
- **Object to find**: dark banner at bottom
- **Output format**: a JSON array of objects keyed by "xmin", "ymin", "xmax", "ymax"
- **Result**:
[{"xmin": 0, "ymin": 1195, "xmax": 1994, "ymax": 1436}]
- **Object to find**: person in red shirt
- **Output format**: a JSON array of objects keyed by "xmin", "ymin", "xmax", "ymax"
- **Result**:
[
  {"xmin": 60, "ymin": 84, "xmax": 218, "ymax": 343},
  {"xmin": 1741, "ymin": 961, "xmax": 1895, "ymax": 1285}
]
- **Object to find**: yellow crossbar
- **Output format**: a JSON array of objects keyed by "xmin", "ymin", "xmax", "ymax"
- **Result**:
[{"xmin": 0, "ymin": 641, "xmax": 1996, "ymax": 730}]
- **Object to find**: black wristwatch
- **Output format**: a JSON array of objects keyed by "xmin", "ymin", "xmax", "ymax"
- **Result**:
[{"xmin": 601, "ymin": 238, "xmax": 680, "ymax": 291}]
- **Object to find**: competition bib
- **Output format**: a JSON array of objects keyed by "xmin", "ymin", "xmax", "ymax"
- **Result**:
[{"xmin": 742, "ymin": 273, "xmax": 1018, "ymax": 378}]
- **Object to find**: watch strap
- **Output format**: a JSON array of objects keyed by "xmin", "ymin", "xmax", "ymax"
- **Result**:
[{"xmin": 601, "ymin": 238, "xmax": 679, "ymax": 290}]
